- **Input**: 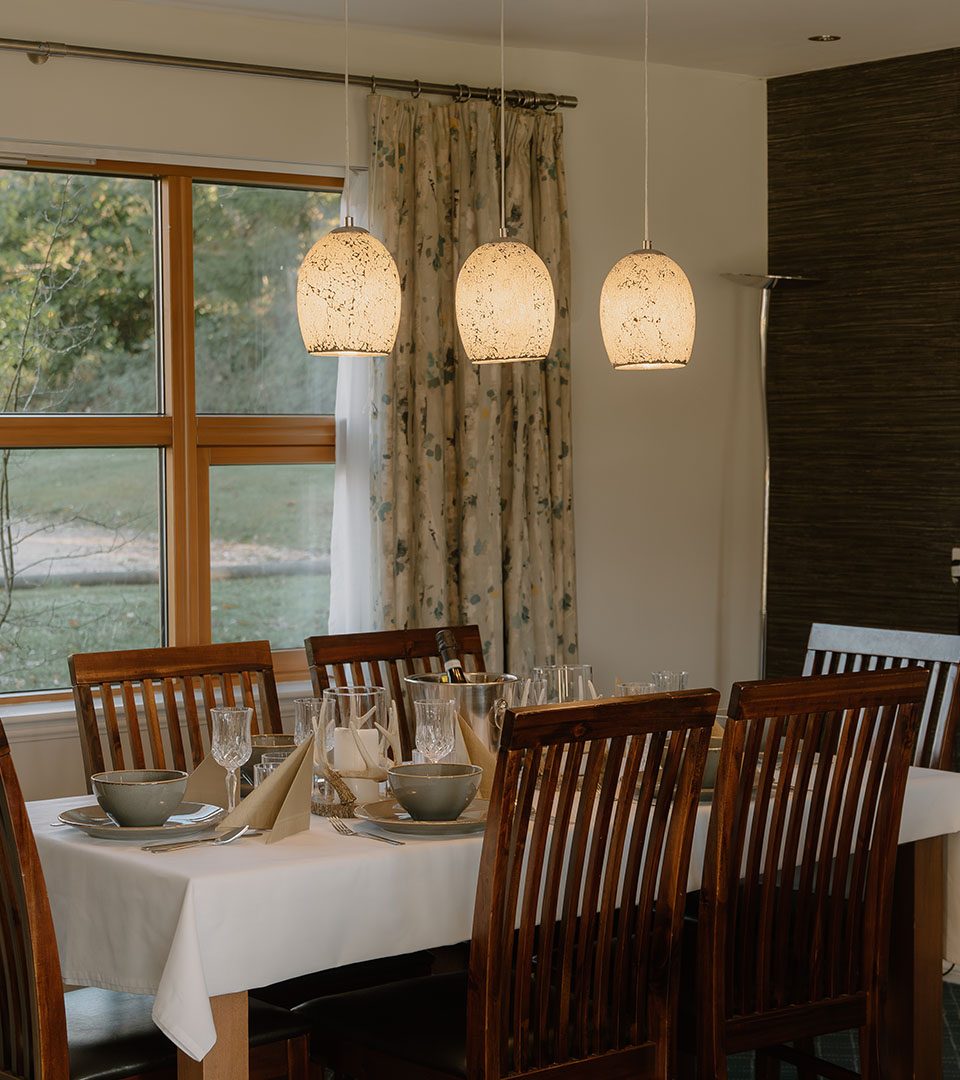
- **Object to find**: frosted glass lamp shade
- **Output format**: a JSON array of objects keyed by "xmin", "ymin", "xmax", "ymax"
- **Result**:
[
  {"xmin": 600, "ymin": 248, "xmax": 696, "ymax": 369},
  {"xmin": 455, "ymin": 238, "xmax": 556, "ymax": 364},
  {"xmin": 297, "ymin": 224, "xmax": 402, "ymax": 357}
]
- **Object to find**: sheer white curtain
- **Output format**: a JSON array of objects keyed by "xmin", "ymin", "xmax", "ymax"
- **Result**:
[{"xmin": 327, "ymin": 166, "xmax": 375, "ymax": 634}]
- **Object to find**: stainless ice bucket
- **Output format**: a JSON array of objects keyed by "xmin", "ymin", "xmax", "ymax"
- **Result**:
[{"xmin": 405, "ymin": 672, "xmax": 519, "ymax": 753}]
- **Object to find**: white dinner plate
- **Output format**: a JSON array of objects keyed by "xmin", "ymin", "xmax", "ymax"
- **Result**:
[
  {"xmin": 355, "ymin": 798, "xmax": 488, "ymax": 837},
  {"xmin": 58, "ymin": 801, "xmax": 225, "ymax": 841}
]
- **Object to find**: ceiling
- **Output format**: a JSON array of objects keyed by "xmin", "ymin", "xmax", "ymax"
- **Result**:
[{"xmin": 126, "ymin": 0, "xmax": 960, "ymax": 77}]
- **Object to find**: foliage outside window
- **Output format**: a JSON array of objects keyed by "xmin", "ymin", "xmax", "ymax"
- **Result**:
[{"xmin": 0, "ymin": 164, "xmax": 341, "ymax": 693}]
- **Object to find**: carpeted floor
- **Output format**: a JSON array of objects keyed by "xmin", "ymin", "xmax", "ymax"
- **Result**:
[{"xmin": 727, "ymin": 981, "xmax": 960, "ymax": 1078}]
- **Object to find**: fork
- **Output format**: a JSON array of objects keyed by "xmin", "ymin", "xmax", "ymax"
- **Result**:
[{"xmin": 329, "ymin": 818, "xmax": 404, "ymax": 846}]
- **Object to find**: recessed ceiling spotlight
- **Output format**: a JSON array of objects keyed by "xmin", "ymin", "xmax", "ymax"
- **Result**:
[{"xmin": 808, "ymin": 34, "xmax": 841, "ymax": 42}]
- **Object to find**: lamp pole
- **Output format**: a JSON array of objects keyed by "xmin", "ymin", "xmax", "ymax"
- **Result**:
[{"xmin": 723, "ymin": 273, "xmax": 814, "ymax": 677}]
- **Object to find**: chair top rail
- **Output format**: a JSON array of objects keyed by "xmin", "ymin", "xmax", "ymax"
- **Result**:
[
  {"xmin": 69, "ymin": 640, "xmax": 275, "ymax": 685},
  {"xmin": 807, "ymin": 623, "xmax": 960, "ymax": 666},
  {"xmin": 305, "ymin": 625, "xmax": 485, "ymax": 667}
]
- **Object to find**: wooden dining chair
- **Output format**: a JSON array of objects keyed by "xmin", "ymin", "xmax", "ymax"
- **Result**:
[
  {"xmin": 294, "ymin": 687, "xmax": 720, "ymax": 1079},
  {"xmin": 0, "ymin": 714, "xmax": 311, "ymax": 1080},
  {"xmin": 696, "ymin": 668, "xmax": 929, "ymax": 1080},
  {"xmin": 802, "ymin": 622, "xmax": 960, "ymax": 770},
  {"xmin": 69, "ymin": 640, "xmax": 284, "ymax": 783},
  {"xmin": 304, "ymin": 625, "xmax": 486, "ymax": 757}
]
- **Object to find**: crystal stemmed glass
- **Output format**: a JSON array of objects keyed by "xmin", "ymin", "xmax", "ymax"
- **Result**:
[
  {"xmin": 211, "ymin": 706, "xmax": 253, "ymax": 812},
  {"xmin": 414, "ymin": 699, "xmax": 456, "ymax": 764},
  {"xmin": 293, "ymin": 697, "xmax": 324, "ymax": 745}
]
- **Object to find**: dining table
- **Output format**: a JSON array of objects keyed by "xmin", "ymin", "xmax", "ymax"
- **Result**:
[{"xmin": 28, "ymin": 764, "xmax": 960, "ymax": 1080}]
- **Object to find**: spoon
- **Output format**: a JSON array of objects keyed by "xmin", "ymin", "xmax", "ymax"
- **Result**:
[{"xmin": 142, "ymin": 825, "xmax": 255, "ymax": 853}]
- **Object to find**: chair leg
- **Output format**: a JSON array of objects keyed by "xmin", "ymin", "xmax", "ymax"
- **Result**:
[
  {"xmin": 755, "ymin": 1049, "xmax": 781, "ymax": 1080},
  {"xmin": 287, "ymin": 1035, "xmax": 310, "ymax": 1080},
  {"xmin": 858, "ymin": 1023, "xmax": 879, "ymax": 1080},
  {"xmin": 795, "ymin": 1037, "xmax": 818, "ymax": 1080}
]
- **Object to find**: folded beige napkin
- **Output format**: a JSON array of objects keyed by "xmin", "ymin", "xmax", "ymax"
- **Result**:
[
  {"xmin": 221, "ymin": 737, "xmax": 314, "ymax": 844},
  {"xmin": 183, "ymin": 754, "xmax": 228, "ymax": 808},
  {"xmin": 457, "ymin": 714, "xmax": 497, "ymax": 800}
]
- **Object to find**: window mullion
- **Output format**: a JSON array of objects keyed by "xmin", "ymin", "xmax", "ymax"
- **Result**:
[{"xmin": 160, "ymin": 174, "xmax": 206, "ymax": 646}]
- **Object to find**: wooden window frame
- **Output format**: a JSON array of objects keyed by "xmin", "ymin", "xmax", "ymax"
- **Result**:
[{"xmin": 0, "ymin": 158, "xmax": 342, "ymax": 701}]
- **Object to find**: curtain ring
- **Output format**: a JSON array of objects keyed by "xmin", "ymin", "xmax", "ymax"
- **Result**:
[
  {"xmin": 542, "ymin": 93, "xmax": 560, "ymax": 114},
  {"xmin": 454, "ymin": 83, "xmax": 471, "ymax": 103},
  {"xmin": 410, "ymin": 79, "xmax": 422, "ymax": 99},
  {"xmin": 370, "ymin": 75, "xmax": 378, "ymax": 95}
]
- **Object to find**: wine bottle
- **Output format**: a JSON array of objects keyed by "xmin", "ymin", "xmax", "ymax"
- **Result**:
[{"xmin": 436, "ymin": 629, "xmax": 468, "ymax": 683}]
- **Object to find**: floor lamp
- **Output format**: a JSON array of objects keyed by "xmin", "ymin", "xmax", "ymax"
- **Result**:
[{"xmin": 723, "ymin": 272, "xmax": 814, "ymax": 677}]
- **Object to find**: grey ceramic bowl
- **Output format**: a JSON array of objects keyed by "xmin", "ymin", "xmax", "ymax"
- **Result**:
[
  {"xmin": 387, "ymin": 763, "xmax": 482, "ymax": 822},
  {"xmin": 91, "ymin": 769, "xmax": 188, "ymax": 827}
]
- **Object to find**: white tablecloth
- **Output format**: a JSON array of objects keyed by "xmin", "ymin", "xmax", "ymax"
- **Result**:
[{"xmin": 28, "ymin": 765, "xmax": 960, "ymax": 1061}]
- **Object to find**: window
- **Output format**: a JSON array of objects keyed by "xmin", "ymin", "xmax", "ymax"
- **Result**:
[{"xmin": 0, "ymin": 162, "xmax": 341, "ymax": 694}]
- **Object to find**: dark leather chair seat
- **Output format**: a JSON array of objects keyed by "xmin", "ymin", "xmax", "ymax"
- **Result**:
[
  {"xmin": 66, "ymin": 987, "xmax": 310, "ymax": 1080},
  {"xmin": 252, "ymin": 950, "xmax": 435, "ymax": 1009},
  {"xmin": 294, "ymin": 971, "xmax": 468, "ymax": 1077}
]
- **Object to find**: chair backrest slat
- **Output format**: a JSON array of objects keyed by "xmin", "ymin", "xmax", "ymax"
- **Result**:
[
  {"xmin": 468, "ymin": 689, "xmax": 719, "ymax": 1080},
  {"xmin": 698, "ymin": 669, "xmax": 928, "ymax": 1077},
  {"xmin": 70, "ymin": 641, "xmax": 283, "ymax": 785},
  {"xmin": 803, "ymin": 622, "xmax": 960, "ymax": 768},
  {"xmin": 305, "ymin": 626, "xmax": 486, "ymax": 758},
  {"xmin": 0, "ymin": 718, "xmax": 70, "ymax": 1078},
  {"xmin": 120, "ymin": 681, "xmax": 145, "ymax": 769}
]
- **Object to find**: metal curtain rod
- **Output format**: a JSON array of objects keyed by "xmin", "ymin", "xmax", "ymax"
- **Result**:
[{"xmin": 0, "ymin": 36, "xmax": 578, "ymax": 110}]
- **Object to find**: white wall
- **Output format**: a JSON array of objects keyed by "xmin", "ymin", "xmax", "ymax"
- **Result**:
[{"xmin": 0, "ymin": 0, "xmax": 766, "ymax": 797}]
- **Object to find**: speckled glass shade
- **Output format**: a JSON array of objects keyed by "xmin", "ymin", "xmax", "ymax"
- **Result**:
[
  {"xmin": 455, "ymin": 238, "xmax": 556, "ymax": 364},
  {"xmin": 297, "ymin": 224, "xmax": 402, "ymax": 357},
  {"xmin": 600, "ymin": 248, "xmax": 696, "ymax": 369}
]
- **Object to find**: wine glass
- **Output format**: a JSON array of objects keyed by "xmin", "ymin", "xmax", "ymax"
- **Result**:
[
  {"xmin": 293, "ymin": 697, "xmax": 324, "ymax": 745},
  {"xmin": 414, "ymin": 699, "xmax": 456, "ymax": 764},
  {"xmin": 615, "ymin": 679, "xmax": 658, "ymax": 696},
  {"xmin": 651, "ymin": 670, "xmax": 688, "ymax": 692},
  {"xmin": 531, "ymin": 664, "xmax": 595, "ymax": 703},
  {"xmin": 211, "ymin": 706, "xmax": 253, "ymax": 812}
]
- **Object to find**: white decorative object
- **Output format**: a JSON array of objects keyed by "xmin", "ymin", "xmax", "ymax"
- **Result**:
[
  {"xmin": 295, "ymin": 0, "xmax": 401, "ymax": 359},
  {"xmin": 313, "ymin": 699, "xmax": 404, "ymax": 815},
  {"xmin": 456, "ymin": 237, "xmax": 555, "ymax": 363},
  {"xmin": 297, "ymin": 226, "xmax": 401, "ymax": 357},
  {"xmin": 600, "ymin": 245, "xmax": 695, "ymax": 369},
  {"xmin": 600, "ymin": 0, "xmax": 695, "ymax": 370},
  {"xmin": 453, "ymin": 0, "xmax": 555, "ymax": 365},
  {"xmin": 333, "ymin": 727, "xmax": 381, "ymax": 803}
]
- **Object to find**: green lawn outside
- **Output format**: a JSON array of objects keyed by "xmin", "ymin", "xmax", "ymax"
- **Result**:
[
  {"xmin": 0, "ymin": 450, "xmax": 334, "ymax": 692},
  {"xmin": 0, "ymin": 571, "xmax": 330, "ymax": 693},
  {"xmin": 9, "ymin": 450, "xmax": 334, "ymax": 551}
]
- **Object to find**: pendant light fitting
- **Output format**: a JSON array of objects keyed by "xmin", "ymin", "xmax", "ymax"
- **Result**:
[
  {"xmin": 599, "ymin": 0, "xmax": 695, "ymax": 370},
  {"xmin": 296, "ymin": 0, "xmax": 402, "ymax": 358},
  {"xmin": 454, "ymin": 0, "xmax": 556, "ymax": 365}
]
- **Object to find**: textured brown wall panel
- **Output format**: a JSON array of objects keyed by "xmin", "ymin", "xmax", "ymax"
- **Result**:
[{"xmin": 766, "ymin": 50, "xmax": 960, "ymax": 677}]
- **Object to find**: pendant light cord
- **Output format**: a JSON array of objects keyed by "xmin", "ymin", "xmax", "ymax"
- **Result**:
[
  {"xmin": 499, "ymin": 0, "xmax": 506, "ymax": 236},
  {"xmin": 643, "ymin": 0, "xmax": 649, "ymax": 244},
  {"xmin": 343, "ymin": 0, "xmax": 351, "ymax": 222}
]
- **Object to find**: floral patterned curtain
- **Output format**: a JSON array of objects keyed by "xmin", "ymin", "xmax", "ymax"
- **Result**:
[{"xmin": 367, "ymin": 93, "xmax": 577, "ymax": 673}]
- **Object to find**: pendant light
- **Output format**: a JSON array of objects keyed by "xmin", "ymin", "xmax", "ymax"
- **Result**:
[
  {"xmin": 296, "ymin": 0, "xmax": 401, "ymax": 358},
  {"xmin": 454, "ymin": 0, "xmax": 556, "ymax": 364},
  {"xmin": 599, "ymin": 0, "xmax": 695, "ymax": 370}
]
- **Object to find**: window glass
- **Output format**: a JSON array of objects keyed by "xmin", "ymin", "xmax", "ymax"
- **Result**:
[
  {"xmin": 193, "ymin": 183, "xmax": 341, "ymax": 415},
  {"xmin": 0, "ymin": 169, "xmax": 157, "ymax": 413},
  {"xmin": 209, "ymin": 463, "xmax": 333, "ymax": 647},
  {"xmin": 0, "ymin": 448, "xmax": 162, "ymax": 692}
]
